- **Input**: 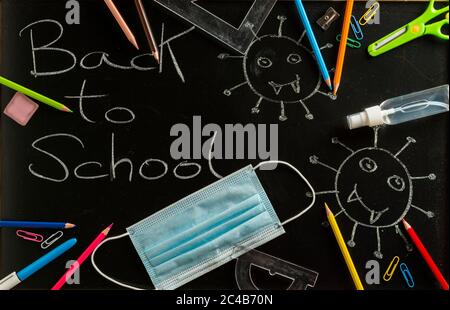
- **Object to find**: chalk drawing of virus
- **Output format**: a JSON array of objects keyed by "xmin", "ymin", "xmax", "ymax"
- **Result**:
[
  {"xmin": 218, "ymin": 16, "xmax": 336, "ymax": 122},
  {"xmin": 309, "ymin": 128, "xmax": 436, "ymax": 259}
]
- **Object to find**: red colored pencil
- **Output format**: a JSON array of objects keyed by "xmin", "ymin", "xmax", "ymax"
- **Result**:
[
  {"xmin": 50, "ymin": 224, "xmax": 113, "ymax": 290},
  {"xmin": 403, "ymin": 219, "xmax": 449, "ymax": 290}
]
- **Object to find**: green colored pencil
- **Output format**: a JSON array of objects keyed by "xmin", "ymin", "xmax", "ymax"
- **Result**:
[{"xmin": 0, "ymin": 75, "xmax": 72, "ymax": 113}]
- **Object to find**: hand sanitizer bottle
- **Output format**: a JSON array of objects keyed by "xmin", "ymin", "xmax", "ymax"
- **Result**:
[{"xmin": 347, "ymin": 85, "xmax": 449, "ymax": 130}]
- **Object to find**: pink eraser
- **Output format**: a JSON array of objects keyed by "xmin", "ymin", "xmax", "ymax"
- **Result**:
[{"xmin": 3, "ymin": 92, "xmax": 39, "ymax": 126}]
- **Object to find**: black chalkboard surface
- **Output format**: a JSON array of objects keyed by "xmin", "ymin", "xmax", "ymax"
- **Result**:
[{"xmin": 1, "ymin": 0, "xmax": 448, "ymax": 290}]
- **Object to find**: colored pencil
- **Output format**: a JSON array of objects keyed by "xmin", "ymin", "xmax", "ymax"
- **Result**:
[
  {"xmin": 0, "ymin": 220, "xmax": 76, "ymax": 229},
  {"xmin": 0, "ymin": 238, "xmax": 77, "ymax": 290},
  {"xmin": 0, "ymin": 75, "xmax": 72, "ymax": 113},
  {"xmin": 325, "ymin": 203, "xmax": 364, "ymax": 290},
  {"xmin": 51, "ymin": 224, "xmax": 113, "ymax": 290},
  {"xmin": 293, "ymin": 0, "xmax": 332, "ymax": 90},
  {"xmin": 135, "ymin": 0, "xmax": 160, "ymax": 64},
  {"xmin": 403, "ymin": 219, "xmax": 449, "ymax": 290},
  {"xmin": 333, "ymin": 0, "xmax": 355, "ymax": 95},
  {"xmin": 104, "ymin": 0, "xmax": 140, "ymax": 50}
]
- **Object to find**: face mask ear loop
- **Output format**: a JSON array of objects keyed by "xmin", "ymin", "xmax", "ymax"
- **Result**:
[
  {"xmin": 91, "ymin": 232, "xmax": 150, "ymax": 290},
  {"xmin": 253, "ymin": 160, "xmax": 316, "ymax": 226},
  {"xmin": 208, "ymin": 131, "xmax": 223, "ymax": 179}
]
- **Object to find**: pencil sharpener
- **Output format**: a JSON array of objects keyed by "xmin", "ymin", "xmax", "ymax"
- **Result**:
[{"xmin": 317, "ymin": 7, "xmax": 340, "ymax": 31}]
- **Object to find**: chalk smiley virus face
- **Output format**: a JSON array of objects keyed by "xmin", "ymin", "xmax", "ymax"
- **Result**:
[
  {"xmin": 336, "ymin": 148, "xmax": 412, "ymax": 228},
  {"xmin": 219, "ymin": 16, "xmax": 335, "ymax": 121},
  {"xmin": 309, "ymin": 129, "xmax": 436, "ymax": 259},
  {"xmin": 243, "ymin": 35, "xmax": 319, "ymax": 105}
]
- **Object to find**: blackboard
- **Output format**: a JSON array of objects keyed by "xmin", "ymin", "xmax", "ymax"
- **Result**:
[{"xmin": 1, "ymin": 0, "xmax": 448, "ymax": 290}]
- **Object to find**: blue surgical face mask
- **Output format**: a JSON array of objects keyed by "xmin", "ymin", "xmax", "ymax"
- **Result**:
[
  {"xmin": 127, "ymin": 165, "xmax": 285, "ymax": 290},
  {"xmin": 91, "ymin": 161, "xmax": 316, "ymax": 290}
]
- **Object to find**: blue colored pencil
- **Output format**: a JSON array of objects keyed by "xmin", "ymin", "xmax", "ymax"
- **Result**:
[
  {"xmin": 0, "ymin": 220, "xmax": 76, "ymax": 229},
  {"xmin": 0, "ymin": 238, "xmax": 77, "ymax": 289},
  {"xmin": 293, "ymin": 0, "xmax": 332, "ymax": 90}
]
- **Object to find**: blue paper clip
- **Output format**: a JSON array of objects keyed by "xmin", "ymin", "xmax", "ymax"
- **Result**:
[
  {"xmin": 351, "ymin": 15, "xmax": 364, "ymax": 40},
  {"xmin": 400, "ymin": 263, "xmax": 414, "ymax": 288},
  {"xmin": 336, "ymin": 34, "xmax": 361, "ymax": 49}
]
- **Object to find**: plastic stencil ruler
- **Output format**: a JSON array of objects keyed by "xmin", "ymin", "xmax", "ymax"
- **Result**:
[{"xmin": 153, "ymin": 0, "xmax": 277, "ymax": 54}]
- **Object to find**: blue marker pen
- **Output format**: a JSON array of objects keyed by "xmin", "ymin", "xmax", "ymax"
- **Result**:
[{"xmin": 0, "ymin": 238, "xmax": 77, "ymax": 290}]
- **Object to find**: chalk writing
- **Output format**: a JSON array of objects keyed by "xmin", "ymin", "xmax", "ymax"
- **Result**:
[
  {"xmin": 19, "ymin": 19, "xmax": 193, "ymax": 79},
  {"xmin": 29, "ymin": 132, "xmax": 204, "ymax": 182}
]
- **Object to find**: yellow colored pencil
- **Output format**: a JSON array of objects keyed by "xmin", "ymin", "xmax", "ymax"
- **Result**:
[{"xmin": 325, "ymin": 203, "xmax": 364, "ymax": 290}]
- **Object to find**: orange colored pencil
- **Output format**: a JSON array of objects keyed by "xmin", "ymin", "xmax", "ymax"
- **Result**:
[
  {"xmin": 103, "ymin": 0, "xmax": 139, "ymax": 50},
  {"xmin": 333, "ymin": 0, "xmax": 354, "ymax": 95}
]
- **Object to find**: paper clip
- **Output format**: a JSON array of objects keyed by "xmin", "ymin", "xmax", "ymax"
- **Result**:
[
  {"xmin": 359, "ymin": 2, "xmax": 380, "ymax": 26},
  {"xmin": 400, "ymin": 263, "xmax": 414, "ymax": 288},
  {"xmin": 16, "ymin": 230, "xmax": 44, "ymax": 243},
  {"xmin": 336, "ymin": 34, "xmax": 361, "ymax": 49},
  {"xmin": 383, "ymin": 256, "xmax": 400, "ymax": 281},
  {"xmin": 41, "ymin": 231, "xmax": 63, "ymax": 249},
  {"xmin": 350, "ymin": 15, "xmax": 364, "ymax": 40}
]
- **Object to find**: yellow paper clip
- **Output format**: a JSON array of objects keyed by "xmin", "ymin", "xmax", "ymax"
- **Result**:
[
  {"xmin": 383, "ymin": 256, "xmax": 400, "ymax": 281},
  {"xmin": 336, "ymin": 34, "xmax": 361, "ymax": 49},
  {"xmin": 359, "ymin": 2, "xmax": 380, "ymax": 26}
]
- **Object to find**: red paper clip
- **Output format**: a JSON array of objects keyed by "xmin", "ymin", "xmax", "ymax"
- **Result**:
[{"xmin": 16, "ymin": 230, "xmax": 44, "ymax": 243}]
